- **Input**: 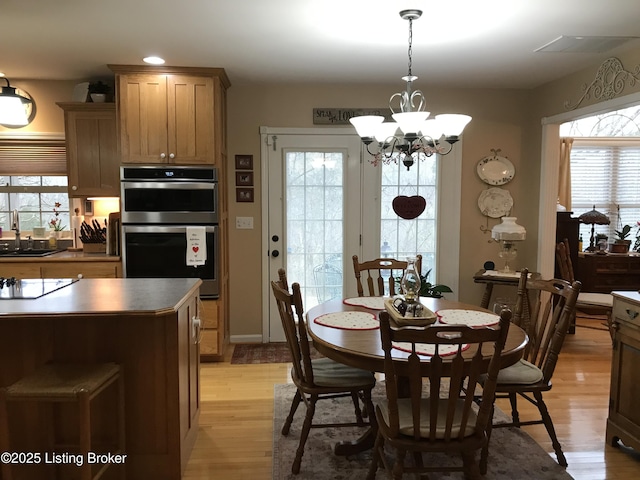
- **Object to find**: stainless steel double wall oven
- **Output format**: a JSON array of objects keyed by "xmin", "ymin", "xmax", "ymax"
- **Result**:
[{"xmin": 120, "ymin": 165, "xmax": 220, "ymax": 298}]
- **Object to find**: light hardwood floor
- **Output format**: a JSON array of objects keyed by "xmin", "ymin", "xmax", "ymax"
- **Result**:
[{"xmin": 184, "ymin": 321, "xmax": 639, "ymax": 479}]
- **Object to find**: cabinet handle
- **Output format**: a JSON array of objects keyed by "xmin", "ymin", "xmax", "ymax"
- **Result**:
[
  {"xmin": 169, "ymin": 153, "xmax": 175, "ymax": 159},
  {"xmin": 626, "ymin": 309, "xmax": 638, "ymax": 320},
  {"xmin": 72, "ymin": 185, "xmax": 78, "ymax": 191},
  {"xmin": 192, "ymin": 316, "xmax": 202, "ymax": 344},
  {"xmin": 160, "ymin": 153, "xmax": 166, "ymax": 159}
]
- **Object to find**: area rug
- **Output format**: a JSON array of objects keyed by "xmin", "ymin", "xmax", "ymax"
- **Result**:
[
  {"xmin": 272, "ymin": 383, "xmax": 574, "ymax": 480},
  {"xmin": 231, "ymin": 342, "xmax": 323, "ymax": 364}
]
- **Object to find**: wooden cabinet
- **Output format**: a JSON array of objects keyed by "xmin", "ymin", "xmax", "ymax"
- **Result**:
[
  {"xmin": 0, "ymin": 263, "xmax": 41, "ymax": 279},
  {"xmin": 109, "ymin": 65, "xmax": 230, "ymax": 165},
  {"xmin": 56, "ymin": 102, "xmax": 119, "ymax": 197},
  {"xmin": 110, "ymin": 64, "xmax": 230, "ymax": 362},
  {"xmin": 41, "ymin": 261, "xmax": 121, "ymax": 278},
  {"xmin": 556, "ymin": 212, "xmax": 580, "ymax": 278},
  {"xmin": 607, "ymin": 292, "xmax": 640, "ymax": 452},
  {"xmin": 0, "ymin": 260, "xmax": 121, "ymax": 279},
  {"xmin": 575, "ymin": 253, "xmax": 640, "ymax": 292},
  {"xmin": 200, "ymin": 299, "xmax": 224, "ymax": 361}
]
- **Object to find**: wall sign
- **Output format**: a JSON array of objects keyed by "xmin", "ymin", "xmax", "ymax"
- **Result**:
[{"xmin": 313, "ymin": 108, "xmax": 392, "ymax": 125}]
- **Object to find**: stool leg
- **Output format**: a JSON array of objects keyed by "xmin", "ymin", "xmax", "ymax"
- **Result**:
[
  {"xmin": 79, "ymin": 391, "xmax": 92, "ymax": 480},
  {"xmin": 117, "ymin": 371, "xmax": 126, "ymax": 480},
  {"xmin": 0, "ymin": 389, "xmax": 13, "ymax": 480}
]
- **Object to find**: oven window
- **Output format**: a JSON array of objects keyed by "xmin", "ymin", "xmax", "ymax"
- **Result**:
[
  {"xmin": 124, "ymin": 231, "xmax": 217, "ymax": 280},
  {"xmin": 123, "ymin": 187, "xmax": 215, "ymax": 212}
]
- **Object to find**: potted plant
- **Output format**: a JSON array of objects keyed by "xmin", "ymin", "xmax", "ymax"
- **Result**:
[
  {"xmin": 610, "ymin": 224, "xmax": 632, "ymax": 253},
  {"xmin": 88, "ymin": 81, "xmax": 110, "ymax": 103}
]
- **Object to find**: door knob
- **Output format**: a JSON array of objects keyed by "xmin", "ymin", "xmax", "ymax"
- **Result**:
[{"xmin": 271, "ymin": 250, "xmax": 280, "ymax": 258}]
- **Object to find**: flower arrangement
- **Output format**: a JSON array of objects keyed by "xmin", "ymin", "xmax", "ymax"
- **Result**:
[{"xmin": 49, "ymin": 202, "xmax": 66, "ymax": 231}]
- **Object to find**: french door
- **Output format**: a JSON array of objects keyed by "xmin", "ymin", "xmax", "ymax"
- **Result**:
[
  {"xmin": 261, "ymin": 127, "xmax": 369, "ymax": 342},
  {"xmin": 261, "ymin": 127, "xmax": 461, "ymax": 343}
]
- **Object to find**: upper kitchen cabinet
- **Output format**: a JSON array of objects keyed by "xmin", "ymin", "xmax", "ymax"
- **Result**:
[
  {"xmin": 57, "ymin": 102, "xmax": 119, "ymax": 197},
  {"xmin": 109, "ymin": 65, "xmax": 230, "ymax": 165}
]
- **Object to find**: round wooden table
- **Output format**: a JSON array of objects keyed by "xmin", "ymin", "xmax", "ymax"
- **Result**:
[
  {"xmin": 307, "ymin": 297, "xmax": 528, "ymax": 373},
  {"xmin": 306, "ymin": 297, "xmax": 528, "ymax": 456}
]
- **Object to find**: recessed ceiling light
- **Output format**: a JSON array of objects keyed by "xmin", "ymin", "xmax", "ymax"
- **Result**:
[{"xmin": 143, "ymin": 56, "xmax": 165, "ymax": 65}]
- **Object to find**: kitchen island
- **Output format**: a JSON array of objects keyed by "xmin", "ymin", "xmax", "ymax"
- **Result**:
[{"xmin": 0, "ymin": 278, "xmax": 202, "ymax": 479}]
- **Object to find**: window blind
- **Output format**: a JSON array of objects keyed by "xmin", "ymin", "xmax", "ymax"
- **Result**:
[
  {"xmin": 571, "ymin": 138, "xmax": 640, "ymax": 239},
  {"xmin": 0, "ymin": 138, "xmax": 66, "ymax": 175}
]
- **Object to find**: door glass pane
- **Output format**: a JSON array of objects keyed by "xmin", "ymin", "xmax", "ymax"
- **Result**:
[
  {"xmin": 380, "ymin": 154, "xmax": 438, "ymax": 280},
  {"xmin": 286, "ymin": 151, "xmax": 344, "ymax": 309}
]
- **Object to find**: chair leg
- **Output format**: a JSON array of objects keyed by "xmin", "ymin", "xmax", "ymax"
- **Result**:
[
  {"xmin": 480, "ymin": 403, "xmax": 494, "ymax": 475},
  {"xmin": 292, "ymin": 394, "xmax": 317, "ymax": 474},
  {"xmin": 534, "ymin": 391, "xmax": 567, "ymax": 467},
  {"xmin": 392, "ymin": 448, "xmax": 406, "ymax": 480},
  {"xmin": 509, "ymin": 393, "xmax": 520, "ymax": 426},
  {"xmin": 366, "ymin": 432, "xmax": 383, "ymax": 480},
  {"xmin": 282, "ymin": 389, "xmax": 302, "ymax": 435},
  {"xmin": 350, "ymin": 392, "xmax": 364, "ymax": 424},
  {"xmin": 78, "ymin": 391, "xmax": 92, "ymax": 480},
  {"xmin": 462, "ymin": 450, "xmax": 481, "ymax": 480}
]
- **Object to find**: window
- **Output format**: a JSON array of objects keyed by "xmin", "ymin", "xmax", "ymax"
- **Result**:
[
  {"xmin": 0, "ymin": 175, "xmax": 69, "ymax": 233},
  {"xmin": 380, "ymin": 153, "xmax": 438, "ymax": 276},
  {"xmin": 562, "ymin": 105, "xmax": 640, "ymax": 243}
]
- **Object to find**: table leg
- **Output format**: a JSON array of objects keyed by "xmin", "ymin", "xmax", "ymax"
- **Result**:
[
  {"xmin": 334, "ymin": 427, "xmax": 377, "ymax": 456},
  {"xmin": 481, "ymin": 284, "xmax": 494, "ymax": 310}
]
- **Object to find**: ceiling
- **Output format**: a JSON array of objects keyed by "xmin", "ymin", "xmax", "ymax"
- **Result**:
[{"xmin": 2, "ymin": 0, "xmax": 640, "ymax": 90}]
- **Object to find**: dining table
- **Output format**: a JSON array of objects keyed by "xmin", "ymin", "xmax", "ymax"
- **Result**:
[{"xmin": 306, "ymin": 295, "xmax": 529, "ymax": 455}]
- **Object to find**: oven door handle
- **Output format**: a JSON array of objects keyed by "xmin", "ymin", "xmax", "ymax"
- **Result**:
[
  {"xmin": 122, "ymin": 225, "xmax": 217, "ymax": 234},
  {"xmin": 121, "ymin": 181, "xmax": 216, "ymax": 190}
]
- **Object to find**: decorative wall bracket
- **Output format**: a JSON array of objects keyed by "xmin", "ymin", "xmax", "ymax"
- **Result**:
[{"xmin": 565, "ymin": 57, "xmax": 640, "ymax": 110}]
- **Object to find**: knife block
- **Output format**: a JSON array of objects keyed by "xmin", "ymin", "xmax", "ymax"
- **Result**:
[{"xmin": 83, "ymin": 243, "xmax": 107, "ymax": 253}]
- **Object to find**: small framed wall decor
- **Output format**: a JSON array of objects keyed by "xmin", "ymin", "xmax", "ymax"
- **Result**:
[
  {"xmin": 236, "ymin": 188, "xmax": 254, "ymax": 203},
  {"xmin": 235, "ymin": 171, "xmax": 254, "ymax": 186},
  {"xmin": 235, "ymin": 154, "xmax": 253, "ymax": 170}
]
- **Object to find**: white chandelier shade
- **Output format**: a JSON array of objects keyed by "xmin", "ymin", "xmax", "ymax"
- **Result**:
[{"xmin": 349, "ymin": 9, "xmax": 471, "ymax": 169}]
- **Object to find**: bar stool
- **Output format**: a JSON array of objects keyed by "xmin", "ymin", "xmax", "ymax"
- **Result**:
[{"xmin": 0, "ymin": 363, "xmax": 125, "ymax": 480}]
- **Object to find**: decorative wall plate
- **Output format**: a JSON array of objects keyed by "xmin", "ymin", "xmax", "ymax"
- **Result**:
[
  {"xmin": 477, "ymin": 153, "xmax": 515, "ymax": 185},
  {"xmin": 478, "ymin": 188, "xmax": 513, "ymax": 218}
]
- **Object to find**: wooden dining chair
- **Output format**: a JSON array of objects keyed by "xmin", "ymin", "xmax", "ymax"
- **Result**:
[
  {"xmin": 480, "ymin": 268, "xmax": 581, "ymax": 472},
  {"xmin": 352, "ymin": 254, "xmax": 422, "ymax": 297},
  {"xmin": 271, "ymin": 268, "xmax": 376, "ymax": 474},
  {"xmin": 367, "ymin": 309, "xmax": 511, "ymax": 480},
  {"xmin": 555, "ymin": 238, "xmax": 613, "ymax": 338}
]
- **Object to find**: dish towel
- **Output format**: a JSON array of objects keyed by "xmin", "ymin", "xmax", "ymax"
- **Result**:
[{"xmin": 186, "ymin": 227, "xmax": 207, "ymax": 266}]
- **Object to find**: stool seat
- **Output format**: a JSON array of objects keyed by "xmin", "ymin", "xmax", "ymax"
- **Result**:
[
  {"xmin": 5, "ymin": 363, "xmax": 120, "ymax": 400},
  {"xmin": 0, "ymin": 362, "xmax": 125, "ymax": 480}
]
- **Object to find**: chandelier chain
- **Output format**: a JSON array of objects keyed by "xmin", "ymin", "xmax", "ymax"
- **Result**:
[{"xmin": 407, "ymin": 18, "xmax": 413, "ymax": 77}]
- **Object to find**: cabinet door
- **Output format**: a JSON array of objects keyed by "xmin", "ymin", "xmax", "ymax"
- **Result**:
[
  {"xmin": 66, "ymin": 107, "xmax": 119, "ymax": 197},
  {"xmin": 118, "ymin": 74, "xmax": 169, "ymax": 164},
  {"xmin": 0, "ymin": 263, "xmax": 41, "ymax": 278},
  {"xmin": 167, "ymin": 75, "xmax": 215, "ymax": 165},
  {"xmin": 41, "ymin": 262, "xmax": 120, "ymax": 278},
  {"xmin": 200, "ymin": 299, "xmax": 222, "ymax": 359}
]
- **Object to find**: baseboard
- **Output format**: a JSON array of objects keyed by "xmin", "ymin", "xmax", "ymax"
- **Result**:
[{"xmin": 230, "ymin": 334, "xmax": 264, "ymax": 344}]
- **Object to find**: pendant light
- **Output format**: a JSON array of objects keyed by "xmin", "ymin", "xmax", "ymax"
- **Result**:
[{"xmin": 0, "ymin": 77, "xmax": 32, "ymax": 127}]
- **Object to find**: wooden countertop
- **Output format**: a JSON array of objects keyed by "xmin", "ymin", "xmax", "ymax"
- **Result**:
[
  {"xmin": 0, "ymin": 277, "xmax": 202, "ymax": 317},
  {"xmin": 0, "ymin": 250, "xmax": 120, "ymax": 262}
]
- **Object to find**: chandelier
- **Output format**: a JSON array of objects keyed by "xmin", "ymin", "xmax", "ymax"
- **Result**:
[{"xmin": 349, "ymin": 9, "xmax": 472, "ymax": 170}]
